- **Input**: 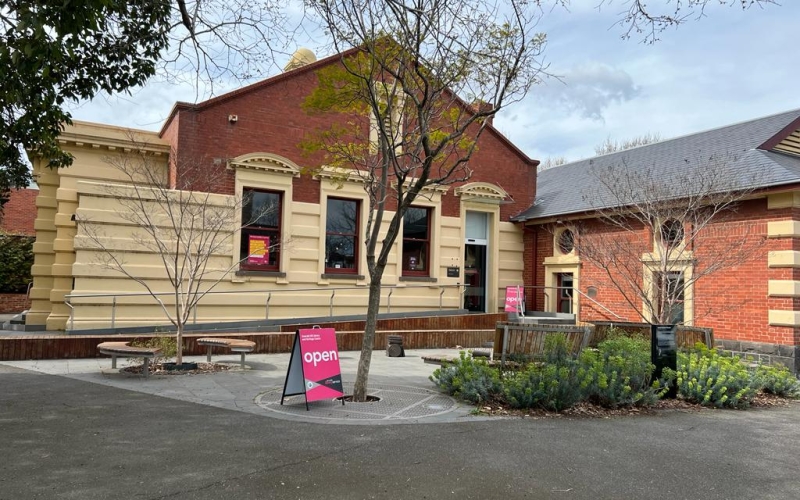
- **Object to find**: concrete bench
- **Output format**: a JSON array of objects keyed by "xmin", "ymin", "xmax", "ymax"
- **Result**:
[
  {"xmin": 97, "ymin": 341, "xmax": 161, "ymax": 378},
  {"xmin": 196, "ymin": 338, "xmax": 256, "ymax": 369}
]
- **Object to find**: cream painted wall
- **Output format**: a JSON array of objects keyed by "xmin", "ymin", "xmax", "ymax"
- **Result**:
[{"xmin": 30, "ymin": 127, "xmax": 525, "ymax": 330}]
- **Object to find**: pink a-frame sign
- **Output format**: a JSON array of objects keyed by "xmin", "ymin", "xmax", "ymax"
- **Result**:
[
  {"xmin": 281, "ymin": 327, "xmax": 345, "ymax": 410},
  {"xmin": 504, "ymin": 286, "xmax": 523, "ymax": 313}
]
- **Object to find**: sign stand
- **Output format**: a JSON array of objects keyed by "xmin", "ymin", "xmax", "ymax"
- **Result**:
[{"xmin": 281, "ymin": 326, "xmax": 345, "ymax": 410}]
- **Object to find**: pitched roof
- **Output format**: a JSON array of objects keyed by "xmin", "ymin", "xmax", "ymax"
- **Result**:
[
  {"xmin": 512, "ymin": 109, "xmax": 800, "ymax": 222},
  {"xmin": 158, "ymin": 46, "xmax": 538, "ymax": 168}
]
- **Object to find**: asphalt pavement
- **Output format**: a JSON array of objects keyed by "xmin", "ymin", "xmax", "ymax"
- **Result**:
[{"xmin": 1, "ymin": 351, "xmax": 799, "ymax": 499}]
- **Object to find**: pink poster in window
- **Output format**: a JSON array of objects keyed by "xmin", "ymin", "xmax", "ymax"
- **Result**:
[
  {"xmin": 504, "ymin": 286, "xmax": 523, "ymax": 313},
  {"xmin": 247, "ymin": 235, "xmax": 270, "ymax": 264},
  {"xmin": 298, "ymin": 328, "xmax": 344, "ymax": 402}
]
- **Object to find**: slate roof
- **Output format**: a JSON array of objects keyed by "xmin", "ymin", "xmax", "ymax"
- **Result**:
[{"xmin": 512, "ymin": 109, "xmax": 800, "ymax": 222}]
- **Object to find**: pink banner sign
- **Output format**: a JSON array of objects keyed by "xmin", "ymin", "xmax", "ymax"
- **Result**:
[
  {"xmin": 247, "ymin": 235, "xmax": 270, "ymax": 264},
  {"xmin": 298, "ymin": 328, "xmax": 344, "ymax": 402},
  {"xmin": 504, "ymin": 286, "xmax": 523, "ymax": 313}
]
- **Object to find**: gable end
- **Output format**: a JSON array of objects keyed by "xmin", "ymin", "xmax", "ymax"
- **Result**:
[{"xmin": 774, "ymin": 129, "xmax": 800, "ymax": 156}]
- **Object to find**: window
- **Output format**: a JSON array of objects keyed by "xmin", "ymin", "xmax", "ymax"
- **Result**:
[
  {"xmin": 369, "ymin": 81, "xmax": 404, "ymax": 153},
  {"xmin": 325, "ymin": 198, "xmax": 359, "ymax": 273},
  {"xmin": 655, "ymin": 271, "xmax": 684, "ymax": 324},
  {"xmin": 240, "ymin": 189, "xmax": 281, "ymax": 271},
  {"xmin": 557, "ymin": 273, "xmax": 574, "ymax": 314},
  {"xmin": 660, "ymin": 219, "xmax": 684, "ymax": 248},
  {"xmin": 402, "ymin": 207, "xmax": 431, "ymax": 276},
  {"xmin": 557, "ymin": 229, "xmax": 575, "ymax": 254}
]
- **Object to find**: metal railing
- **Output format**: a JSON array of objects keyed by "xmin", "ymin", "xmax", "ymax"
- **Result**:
[
  {"xmin": 64, "ymin": 283, "xmax": 470, "ymax": 331},
  {"xmin": 515, "ymin": 285, "xmax": 624, "ymax": 320}
]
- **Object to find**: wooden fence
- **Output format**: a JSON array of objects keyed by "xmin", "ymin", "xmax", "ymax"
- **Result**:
[{"xmin": 493, "ymin": 321, "xmax": 713, "ymax": 360}]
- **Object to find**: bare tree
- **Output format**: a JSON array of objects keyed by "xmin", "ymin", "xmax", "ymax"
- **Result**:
[
  {"xmin": 594, "ymin": 133, "xmax": 662, "ymax": 156},
  {"xmin": 162, "ymin": 0, "xmax": 307, "ymax": 92},
  {"xmin": 602, "ymin": 0, "xmax": 778, "ymax": 43},
  {"xmin": 538, "ymin": 156, "xmax": 569, "ymax": 172},
  {"xmin": 304, "ymin": 0, "xmax": 547, "ymax": 400},
  {"xmin": 574, "ymin": 153, "xmax": 763, "ymax": 325},
  {"xmin": 76, "ymin": 141, "xmax": 278, "ymax": 365}
]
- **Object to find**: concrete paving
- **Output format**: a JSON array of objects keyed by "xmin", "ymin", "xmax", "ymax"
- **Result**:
[
  {"xmin": 0, "ymin": 349, "xmax": 479, "ymax": 425},
  {"xmin": 1, "ymin": 351, "xmax": 800, "ymax": 499}
]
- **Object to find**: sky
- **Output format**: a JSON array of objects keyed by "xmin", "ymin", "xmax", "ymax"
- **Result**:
[{"xmin": 67, "ymin": 1, "xmax": 800, "ymax": 165}]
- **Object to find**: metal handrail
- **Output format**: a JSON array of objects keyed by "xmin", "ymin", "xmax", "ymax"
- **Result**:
[
  {"xmin": 64, "ymin": 283, "xmax": 469, "ymax": 330},
  {"xmin": 518, "ymin": 284, "xmax": 624, "ymax": 320}
]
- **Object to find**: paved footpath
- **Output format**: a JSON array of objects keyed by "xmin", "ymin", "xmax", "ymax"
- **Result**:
[{"xmin": 1, "ymin": 351, "xmax": 799, "ymax": 499}]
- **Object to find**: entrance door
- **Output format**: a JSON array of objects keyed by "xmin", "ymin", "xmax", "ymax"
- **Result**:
[
  {"xmin": 557, "ymin": 273, "xmax": 574, "ymax": 314},
  {"xmin": 464, "ymin": 244, "xmax": 486, "ymax": 312},
  {"xmin": 464, "ymin": 211, "xmax": 488, "ymax": 312}
]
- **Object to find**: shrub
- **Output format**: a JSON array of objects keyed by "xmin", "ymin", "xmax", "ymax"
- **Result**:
[
  {"xmin": 504, "ymin": 362, "xmax": 588, "ymax": 411},
  {"xmin": 754, "ymin": 364, "xmax": 800, "ymax": 398},
  {"xmin": 543, "ymin": 332, "xmax": 571, "ymax": 365},
  {"xmin": 0, "ymin": 234, "xmax": 34, "ymax": 293},
  {"xmin": 430, "ymin": 351, "xmax": 502, "ymax": 404},
  {"xmin": 672, "ymin": 344, "xmax": 756, "ymax": 409},
  {"xmin": 503, "ymin": 333, "xmax": 588, "ymax": 411},
  {"xmin": 130, "ymin": 336, "xmax": 178, "ymax": 365},
  {"xmin": 579, "ymin": 335, "xmax": 666, "ymax": 408}
]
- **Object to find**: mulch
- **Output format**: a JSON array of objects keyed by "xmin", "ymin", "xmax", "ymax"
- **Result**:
[
  {"xmin": 474, "ymin": 392, "xmax": 796, "ymax": 419},
  {"xmin": 121, "ymin": 362, "xmax": 233, "ymax": 376}
]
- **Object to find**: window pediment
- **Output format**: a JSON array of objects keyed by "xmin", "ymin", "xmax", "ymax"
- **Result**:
[
  {"xmin": 455, "ymin": 182, "xmax": 509, "ymax": 203},
  {"xmin": 228, "ymin": 153, "xmax": 301, "ymax": 177}
]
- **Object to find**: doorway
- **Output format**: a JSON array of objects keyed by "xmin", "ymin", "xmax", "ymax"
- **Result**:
[
  {"xmin": 557, "ymin": 273, "xmax": 574, "ymax": 314},
  {"xmin": 464, "ymin": 211, "xmax": 488, "ymax": 312}
]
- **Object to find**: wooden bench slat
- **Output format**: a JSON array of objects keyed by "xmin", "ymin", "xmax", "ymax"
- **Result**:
[
  {"xmin": 196, "ymin": 338, "xmax": 255, "ymax": 368},
  {"xmin": 97, "ymin": 341, "xmax": 161, "ymax": 377}
]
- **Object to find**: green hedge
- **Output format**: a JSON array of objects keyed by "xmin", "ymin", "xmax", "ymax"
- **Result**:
[{"xmin": 0, "ymin": 235, "xmax": 34, "ymax": 293}]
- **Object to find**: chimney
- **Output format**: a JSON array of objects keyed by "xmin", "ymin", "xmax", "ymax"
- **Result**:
[{"xmin": 471, "ymin": 100, "xmax": 494, "ymax": 125}]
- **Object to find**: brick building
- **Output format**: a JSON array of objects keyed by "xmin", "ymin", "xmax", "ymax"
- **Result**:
[
  {"xmin": 513, "ymin": 109, "xmax": 800, "ymax": 370},
  {"xmin": 1, "ymin": 188, "xmax": 38, "ymax": 235},
  {"xmin": 0, "ymin": 188, "xmax": 38, "ymax": 313},
  {"xmin": 25, "ymin": 48, "xmax": 537, "ymax": 331}
]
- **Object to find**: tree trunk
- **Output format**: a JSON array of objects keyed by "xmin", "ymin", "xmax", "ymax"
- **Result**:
[
  {"xmin": 175, "ymin": 298, "xmax": 184, "ymax": 366},
  {"xmin": 353, "ymin": 276, "xmax": 382, "ymax": 401},
  {"xmin": 176, "ymin": 322, "xmax": 184, "ymax": 365}
]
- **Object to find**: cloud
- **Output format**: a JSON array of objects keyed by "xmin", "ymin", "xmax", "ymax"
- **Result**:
[{"xmin": 535, "ymin": 63, "xmax": 639, "ymax": 121}]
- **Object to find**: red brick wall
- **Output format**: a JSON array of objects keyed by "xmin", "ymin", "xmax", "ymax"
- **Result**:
[
  {"xmin": 163, "ymin": 63, "xmax": 536, "ymax": 221},
  {"xmin": 0, "ymin": 293, "xmax": 30, "ymax": 313},
  {"xmin": 526, "ymin": 198, "xmax": 797, "ymax": 347},
  {"xmin": 1, "ymin": 188, "xmax": 38, "ymax": 235}
]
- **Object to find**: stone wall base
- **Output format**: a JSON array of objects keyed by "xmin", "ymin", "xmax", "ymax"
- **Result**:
[{"xmin": 715, "ymin": 339, "xmax": 799, "ymax": 373}]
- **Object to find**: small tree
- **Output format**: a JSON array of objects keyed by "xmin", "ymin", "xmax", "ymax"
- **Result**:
[
  {"xmin": 304, "ymin": 0, "xmax": 547, "ymax": 400},
  {"xmin": 574, "ymin": 154, "xmax": 763, "ymax": 325},
  {"xmin": 77, "ymin": 141, "xmax": 278, "ymax": 365},
  {"xmin": 0, "ymin": 232, "xmax": 34, "ymax": 294}
]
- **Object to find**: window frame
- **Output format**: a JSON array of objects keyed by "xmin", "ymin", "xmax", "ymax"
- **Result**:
[
  {"xmin": 556, "ymin": 228, "xmax": 575, "ymax": 255},
  {"xmin": 659, "ymin": 219, "xmax": 684, "ymax": 249},
  {"xmin": 239, "ymin": 188, "xmax": 282, "ymax": 272},
  {"xmin": 402, "ymin": 206, "xmax": 432, "ymax": 277},
  {"xmin": 324, "ymin": 197, "xmax": 360, "ymax": 275},
  {"xmin": 655, "ymin": 271, "xmax": 685, "ymax": 325}
]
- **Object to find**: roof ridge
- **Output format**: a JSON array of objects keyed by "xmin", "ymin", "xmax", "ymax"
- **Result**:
[{"xmin": 546, "ymin": 107, "xmax": 800, "ymax": 169}]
